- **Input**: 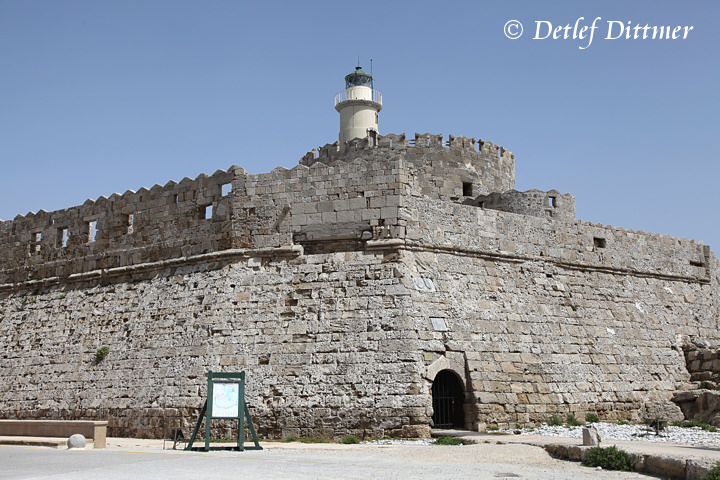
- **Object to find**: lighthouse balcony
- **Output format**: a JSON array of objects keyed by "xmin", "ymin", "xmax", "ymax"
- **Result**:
[{"xmin": 334, "ymin": 88, "xmax": 382, "ymax": 108}]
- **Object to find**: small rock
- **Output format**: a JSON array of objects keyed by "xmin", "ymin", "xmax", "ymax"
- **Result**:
[
  {"xmin": 67, "ymin": 434, "xmax": 86, "ymax": 449},
  {"xmin": 513, "ymin": 430, "xmax": 522, "ymax": 435},
  {"xmin": 596, "ymin": 466, "xmax": 602, "ymax": 471}
]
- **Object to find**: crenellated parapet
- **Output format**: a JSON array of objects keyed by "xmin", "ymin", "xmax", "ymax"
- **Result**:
[
  {"xmin": 0, "ymin": 167, "xmax": 242, "ymax": 285},
  {"xmin": 4, "ymin": 131, "xmax": 710, "ymax": 291},
  {"xmin": 300, "ymin": 133, "xmax": 515, "ymax": 199}
]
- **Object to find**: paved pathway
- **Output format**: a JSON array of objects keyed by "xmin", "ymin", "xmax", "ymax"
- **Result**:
[
  {"xmin": 2, "ymin": 434, "xmax": 720, "ymax": 479},
  {"xmin": 0, "ymin": 438, "xmax": 648, "ymax": 480}
]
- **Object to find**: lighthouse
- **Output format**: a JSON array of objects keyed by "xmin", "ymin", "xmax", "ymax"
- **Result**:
[{"xmin": 334, "ymin": 66, "xmax": 382, "ymax": 144}]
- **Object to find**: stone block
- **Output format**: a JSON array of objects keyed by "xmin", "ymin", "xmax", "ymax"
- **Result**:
[{"xmin": 582, "ymin": 426, "xmax": 600, "ymax": 446}]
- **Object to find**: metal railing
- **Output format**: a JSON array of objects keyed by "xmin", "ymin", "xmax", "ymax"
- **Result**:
[{"xmin": 334, "ymin": 88, "xmax": 382, "ymax": 107}]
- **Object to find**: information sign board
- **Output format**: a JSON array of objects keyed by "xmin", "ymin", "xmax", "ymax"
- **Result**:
[
  {"xmin": 185, "ymin": 371, "xmax": 262, "ymax": 452},
  {"xmin": 211, "ymin": 382, "xmax": 240, "ymax": 418}
]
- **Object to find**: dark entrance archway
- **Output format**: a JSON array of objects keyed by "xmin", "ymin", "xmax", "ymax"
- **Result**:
[{"xmin": 431, "ymin": 370, "xmax": 465, "ymax": 428}]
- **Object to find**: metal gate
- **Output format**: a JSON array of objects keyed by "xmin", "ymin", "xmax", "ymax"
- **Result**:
[{"xmin": 431, "ymin": 370, "xmax": 465, "ymax": 428}]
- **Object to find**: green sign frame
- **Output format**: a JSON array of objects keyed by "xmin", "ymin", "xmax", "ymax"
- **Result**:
[{"xmin": 185, "ymin": 371, "xmax": 262, "ymax": 451}]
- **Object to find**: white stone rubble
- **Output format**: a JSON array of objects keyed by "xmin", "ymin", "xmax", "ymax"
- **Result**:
[{"xmin": 505, "ymin": 422, "xmax": 720, "ymax": 447}]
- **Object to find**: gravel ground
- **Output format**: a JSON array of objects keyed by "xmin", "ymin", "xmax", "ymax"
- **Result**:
[{"xmin": 502, "ymin": 422, "xmax": 720, "ymax": 447}]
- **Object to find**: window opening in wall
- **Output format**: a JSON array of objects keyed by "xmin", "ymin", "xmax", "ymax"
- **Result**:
[
  {"xmin": 221, "ymin": 183, "xmax": 231, "ymax": 196},
  {"xmin": 173, "ymin": 194, "xmax": 179, "ymax": 204},
  {"xmin": 57, "ymin": 227, "xmax": 68, "ymax": 248},
  {"xmin": 462, "ymin": 182, "xmax": 473, "ymax": 197},
  {"xmin": 690, "ymin": 260, "xmax": 704, "ymax": 267},
  {"xmin": 127, "ymin": 214, "xmax": 134, "ymax": 234},
  {"xmin": 548, "ymin": 196, "xmax": 557, "ymax": 208},
  {"xmin": 247, "ymin": 207, "xmax": 256, "ymax": 216},
  {"xmin": 31, "ymin": 232, "xmax": 42, "ymax": 252},
  {"xmin": 200, "ymin": 204, "xmax": 212, "ymax": 220},
  {"xmin": 87, "ymin": 220, "xmax": 97, "ymax": 243},
  {"xmin": 593, "ymin": 237, "xmax": 606, "ymax": 249}
]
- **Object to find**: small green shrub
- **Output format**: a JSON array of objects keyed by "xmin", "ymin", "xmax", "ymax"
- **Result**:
[
  {"xmin": 547, "ymin": 414, "xmax": 563, "ymax": 426},
  {"xmin": 677, "ymin": 419, "xmax": 718, "ymax": 432},
  {"xmin": 299, "ymin": 437, "xmax": 333, "ymax": 444},
  {"xmin": 95, "ymin": 345, "xmax": 110, "ymax": 362},
  {"xmin": 487, "ymin": 425, "xmax": 499, "ymax": 431},
  {"xmin": 616, "ymin": 420, "xmax": 629, "ymax": 425},
  {"xmin": 582, "ymin": 445, "xmax": 637, "ymax": 471},
  {"xmin": 566, "ymin": 414, "xmax": 584, "ymax": 427},
  {"xmin": 285, "ymin": 435, "xmax": 298, "ymax": 442},
  {"xmin": 703, "ymin": 461, "xmax": 720, "ymax": 480},
  {"xmin": 585, "ymin": 413, "xmax": 600, "ymax": 423},
  {"xmin": 341, "ymin": 435, "xmax": 360, "ymax": 444},
  {"xmin": 434, "ymin": 436, "xmax": 463, "ymax": 446}
]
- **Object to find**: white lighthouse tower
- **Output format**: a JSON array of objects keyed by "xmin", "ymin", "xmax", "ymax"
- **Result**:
[{"xmin": 334, "ymin": 66, "xmax": 382, "ymax": 144}]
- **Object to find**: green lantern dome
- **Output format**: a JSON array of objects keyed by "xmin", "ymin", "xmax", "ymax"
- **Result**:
[{"xmin": 345, "ymin": 66, "xmax": 373, "ymax": 89}]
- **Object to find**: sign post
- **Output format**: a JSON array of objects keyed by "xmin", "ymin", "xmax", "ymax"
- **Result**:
[{"xmin": 185, "ymin": 371, "xmax": 262, "ymax": 451}]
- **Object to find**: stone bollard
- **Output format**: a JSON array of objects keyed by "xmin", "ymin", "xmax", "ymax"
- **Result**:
[
  {"xmin": 582, "ymin": 426, "xmax": 601, "ymax": 446},
  {"xmin": 67, "ymin": 434, "xmax": 87, "ymax": 449}
]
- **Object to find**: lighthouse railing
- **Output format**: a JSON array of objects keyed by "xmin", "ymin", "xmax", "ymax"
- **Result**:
[{"xmin": 334, "ymin": 89, "xmax": 382, "ymax": 107}]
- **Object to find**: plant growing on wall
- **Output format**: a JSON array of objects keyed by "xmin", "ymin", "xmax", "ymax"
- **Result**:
[{"xmin": 95, "ymin": 345, "xmax": 110, "ymax": 363}]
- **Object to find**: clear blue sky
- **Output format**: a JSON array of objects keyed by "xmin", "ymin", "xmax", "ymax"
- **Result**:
[{"xmin": 2, "ymin": 1, "xmax": 718, "ymax": 249}]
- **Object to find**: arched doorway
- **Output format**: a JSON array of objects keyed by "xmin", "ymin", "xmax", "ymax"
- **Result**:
[{"xmin": 431, "ymin": 370, "xmax": 465, "ymax": 428}]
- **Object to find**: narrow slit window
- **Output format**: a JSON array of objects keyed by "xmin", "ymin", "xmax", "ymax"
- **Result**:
[
  {"xmin": 548, "ymin": 196, "xmax": 557, "ymax": 208},
  {"xmin": 31, "ymin": 232, "xmax": 42, "ymax": 252},
  {"xmin": 173, "ymin": 194, "xmax": 179, "ymax": 204},
  {"xmin": 221, "ymin": 183, "xmax": 231, "ymax": 196},
  {"xmin": 127, "ymin": 214, "xmax": 134, "ymax": 234},
  {"xmin": 87, "ymin": 220, "xmax": 97, "ymax": 243},
  {"xmin": 57, "ymin": 227, "xmax": 68, "ymax": 248},
  {"xmin": 200, "ymin": 204, "xmax": 212, "ymax": 220}
]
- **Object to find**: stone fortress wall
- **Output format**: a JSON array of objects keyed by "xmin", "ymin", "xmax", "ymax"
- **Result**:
[{"xmin": 0, "ymin": 133, "xmax": 717, "ymax": 439}]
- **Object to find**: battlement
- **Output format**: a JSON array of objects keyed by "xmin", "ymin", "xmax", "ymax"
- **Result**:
[
  {"xmin": 1, "ymin": 132, "xmax": 713, "ymax": 291},
  {"xmin": 300, "ymin": 132, "xmax": 515, "ymax": 172},
  {"xmin": 4, "ymin": 132, "xmax": 510, "ymax": 285},
  {"xmin": 0, "ymin": 166, "xmax": 241, "ymax": 285}
]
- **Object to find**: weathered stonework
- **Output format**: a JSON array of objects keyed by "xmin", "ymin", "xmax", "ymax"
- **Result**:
[{"xmin": 0, "ymin": 132, "xmax": 718, "ymax": 439}]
